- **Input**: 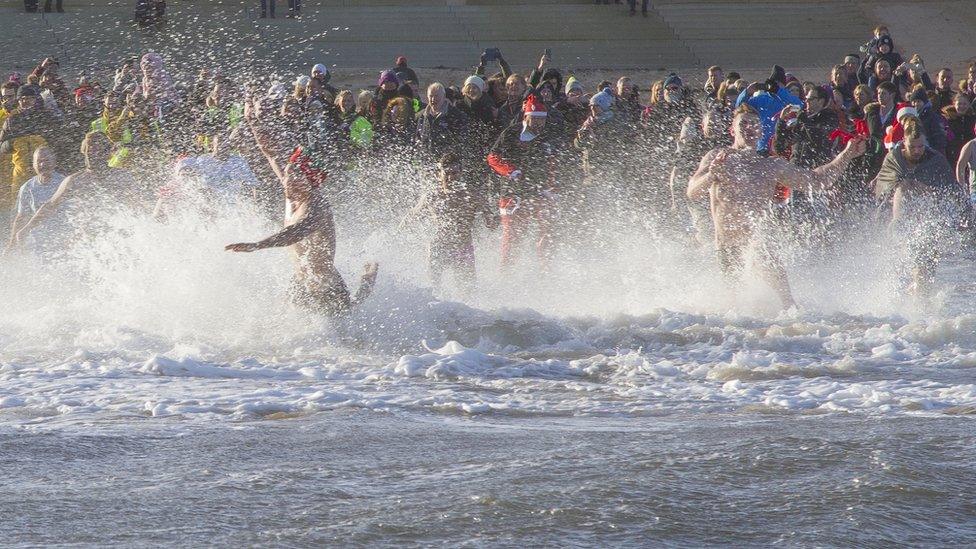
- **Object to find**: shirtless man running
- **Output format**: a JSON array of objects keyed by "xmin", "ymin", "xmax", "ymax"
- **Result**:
[
  {"xmin": 687, "ymin": 106, "xmax": 866, "ymax": 308},
  {"xmin": 225, "ymin": 106, "xmax": 377, "ymax": 316}
]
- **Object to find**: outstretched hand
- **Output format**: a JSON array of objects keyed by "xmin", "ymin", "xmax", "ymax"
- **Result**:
[
  {"xmin": 842, "ymin": 136, "xmax": 868, "ymax": 159},
  {"xmin": 225, "ymin": 242, "xmax": 259, "ymax": 253}
]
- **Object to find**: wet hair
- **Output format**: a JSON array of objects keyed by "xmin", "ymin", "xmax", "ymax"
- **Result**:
[{"xmin": 902, "ymin": 115, "xmax": 924, "ymax": 140}]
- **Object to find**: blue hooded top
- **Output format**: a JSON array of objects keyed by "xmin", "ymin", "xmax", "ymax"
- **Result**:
[{"xmin": 735, "ymin": 87, "xmax": 804, "ymax": 152}]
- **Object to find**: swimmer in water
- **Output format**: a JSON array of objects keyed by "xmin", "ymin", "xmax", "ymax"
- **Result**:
[
  {"xmin": 225, "ymin": 105, "xmax": 377, "ymax": 316},
  {"xmin": 687, "ymin": 106, "xmax": 866, "ymax": 308}
]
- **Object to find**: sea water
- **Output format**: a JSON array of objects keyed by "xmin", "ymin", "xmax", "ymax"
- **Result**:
[{"xmin": 1, "ymin": 179, "xmax": 975, "ymax": 546}]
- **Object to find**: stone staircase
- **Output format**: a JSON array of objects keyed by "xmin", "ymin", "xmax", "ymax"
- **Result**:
[{"xmin": 0, "ymin": 0, "xmax": 969, "ymax": 82}]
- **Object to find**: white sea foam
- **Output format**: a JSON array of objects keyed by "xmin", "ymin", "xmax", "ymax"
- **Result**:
[{"xmin": 1, "ymin": 181, "xmax": 974, "ymax": 428}]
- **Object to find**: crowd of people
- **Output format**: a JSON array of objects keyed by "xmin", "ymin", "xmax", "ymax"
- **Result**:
[{"xmin": 1, "ymin": 24, "xmax": 974, "ymax": 314}]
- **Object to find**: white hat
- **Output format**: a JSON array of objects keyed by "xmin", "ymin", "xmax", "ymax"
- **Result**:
[
  {"xmin": 311, "ymin": 63, "xmax": 328, "ymax": 76},
  {"xmin": 294, "ymin": 75, "xmax": 310, "ymax": 87},
  {"xmin": 463, "ymin": 75, "xmax": 486, "ymax": 92},
  {"xmin": 896, "ymin": 105, "xmax": 918, "ymax": 120}
]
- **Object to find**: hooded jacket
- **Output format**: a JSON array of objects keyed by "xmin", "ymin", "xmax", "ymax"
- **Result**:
[{"xmin": 735, "ymin": 86, "xmax": 804, "ymax": 152}]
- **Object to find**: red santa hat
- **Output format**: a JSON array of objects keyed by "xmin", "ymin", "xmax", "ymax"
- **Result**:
[
  {"xmin": 895, "ymin": 102, "xmax": 917, "ymax": 121},
  {"xmin": 523, "ymin": 93, "xmax": 547, "ymax": 118}
]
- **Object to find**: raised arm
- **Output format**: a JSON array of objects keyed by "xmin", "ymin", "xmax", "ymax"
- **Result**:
[{"xmin": 776, "ymin": 137, "xmax": 865, "ymax": 190}]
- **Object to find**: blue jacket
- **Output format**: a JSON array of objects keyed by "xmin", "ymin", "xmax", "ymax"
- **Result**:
[{"xmin": 736, "ymin": 87, "xmax": 804, "ymax": 152}]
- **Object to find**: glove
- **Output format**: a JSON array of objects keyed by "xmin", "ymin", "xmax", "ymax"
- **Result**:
[{"xmin": 509, "ymin": 169, "xmax": 522, "ymax": 181}]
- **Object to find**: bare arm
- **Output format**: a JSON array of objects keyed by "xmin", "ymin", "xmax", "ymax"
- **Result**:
[
  {"xmin": 957, "ymin": 140, "xmax": 974, "ymax": 192},
  {"xmin": 226, "ymin": 200, "xmax": 321, "ymax": 252},
  {"xmin": 16, "ymin": 175, "xmax": 75, "ymax": 240},
  {"xmin": 245, "ymin": 109, "xmax": 287, "ymax": 182},
  {"xmin": 777, "ymin": 137, "xmax": 865, "ymax": 190},
  {"xmin": 686, "ymin": 149, "xmax": 721, "ymax": 201}
]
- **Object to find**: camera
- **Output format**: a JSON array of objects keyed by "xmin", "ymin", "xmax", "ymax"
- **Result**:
[
  {"xmin": 482, "ymin": 48, "xmax": 501, "ymax": 63},
  {"xmin": 858, "ymin": 37, "xmax": 878, "ymax": 55}
]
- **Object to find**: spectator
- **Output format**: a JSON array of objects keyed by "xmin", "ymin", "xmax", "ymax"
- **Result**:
[
  {"xmin": 496, "ymin": 74, "xmax": 527, "ymax": 130},
  {"xmin": 615, "ymin": 76, "xmax": 642, "ymax": 124},
  {"xmin": 415, "ymin": 82, "xmax": 470, "ymax": 163},
  {"xmin": 774, "ymin": 85, "xmax": 838, "ymax": 169},
  {"xmin": 628, "ymin": 0, "xmax": 648, "ymax": 17},
  {"xmin": 259, "ymin": 0, "xmax": 275, "ymax": 18},
  {"xmin": 868, "ymin": 59, "xmax": 892, "ymax": 91},
  {"xmin": 286, "ymin": 0, "xmax": 300, "ymax": 18},
  {"xmin": 875, "ymin": 81, "xmax": 899, "ymax": 132},
  {"xmin": 842, "ymin": 54, "xmax": 861, "ymax": 85},
  {"xmin": 43, "ymin": 0, "xmax": 63, "ymax": 12},
  {"xmin": 944, "ymin": 93, "xmax": 975, "ymax": 164},
  {"xmin": 830, "ymin": 64, "xmax": 855, "ymax": 111},
  {"xmin": 735, "ymin": 66, "xmax": 804, "ymax": 153},
  {"xmin": 135, "ymin": 0, "xmax": 165, "ymax": 26},
  {"xmin": 704, "ymin": 65, "xmax": 723, "ymax": 98},
  {"xmin": 456, "ymin": 76, "xmax": 495, "ymax": 126},
  {"xmin": 392, "ymin": 57, "xmax": 419, "ymax": 88},
  {"xmin": 0, "ymin": 86, "xmax": 63, "ymax": 198},
  {"xmin": 369, "ymin": 70, "xmax": 401, "ymax": 124},
  {"xmin": 935, "ymin": 68, "xmax": 954, "ymax": 109},
  {"xmin": 909, "ymin": 85, "xmax": 947, "ymax": 155}
]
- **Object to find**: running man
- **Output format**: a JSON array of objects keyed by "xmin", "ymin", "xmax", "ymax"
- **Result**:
[
  {"xmin": 225, "ymin": 107, "xmax": 377, "ymax": 316},
  {"xmin": 687, "ymin": 106, "xmax": 866, "ymax": 308},
  {"xmin": 404, "ymin": 152, "xmax": 498, "ymax": 296},
  {"xmin": 875, "ymin": 116, "xmax": 968, "ymax": 298}
]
